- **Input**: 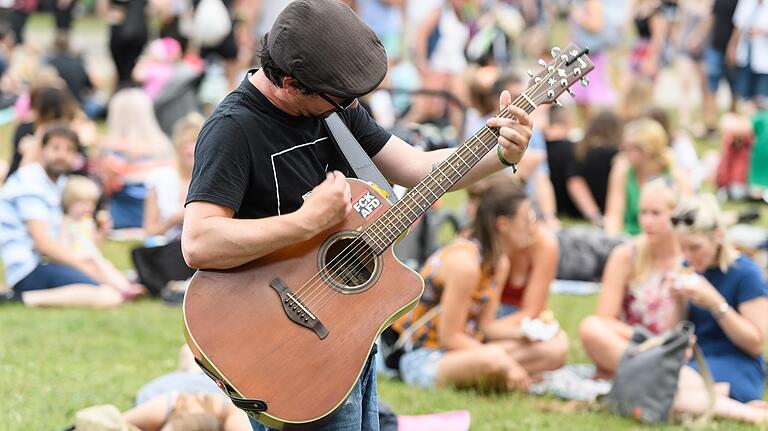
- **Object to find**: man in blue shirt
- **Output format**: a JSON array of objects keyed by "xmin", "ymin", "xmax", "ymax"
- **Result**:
[{"xmin": 0, "ymin": 126, "xmax": 123, "ymax": 307}]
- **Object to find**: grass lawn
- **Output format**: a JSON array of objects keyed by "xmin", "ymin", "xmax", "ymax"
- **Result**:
[
  {"xmin": 1, "ymin": 291, "xmax": 762, "ymax": 430},
  {"xmin": 0, "ymin": 260, "xmax": 762, "ymax": 430}
]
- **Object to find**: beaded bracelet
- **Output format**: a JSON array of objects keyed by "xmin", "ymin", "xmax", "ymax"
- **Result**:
[{"xmin": 497, "ymin": 144, "xmax": 518, "ymax": 173}]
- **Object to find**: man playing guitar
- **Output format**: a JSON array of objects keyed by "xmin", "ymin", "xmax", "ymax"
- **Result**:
[{"xmin": 181, "ymin": 1, "xmax": 532, "ymax": 429}]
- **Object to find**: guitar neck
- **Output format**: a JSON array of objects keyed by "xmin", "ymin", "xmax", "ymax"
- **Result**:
[{"xmin": 362, "ymin": 94, "xmax": 537, "ymax": 254}]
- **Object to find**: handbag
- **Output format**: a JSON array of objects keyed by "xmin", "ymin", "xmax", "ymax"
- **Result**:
[
  {"xmin": 179, "ymin": 0, "xmax": 231, "ymax": 48},
  {"xmin": 131, "ymin": 239, "xmax": 195, "ymax": 297},
  {"xmin": 605, "ymin": 321, "xmax": 715, "ymax": 425}
]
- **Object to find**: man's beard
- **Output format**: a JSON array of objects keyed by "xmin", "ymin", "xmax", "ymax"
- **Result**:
[{"xmin": 44, "ymin": 162, "xmax": 70, "ymax": 179}]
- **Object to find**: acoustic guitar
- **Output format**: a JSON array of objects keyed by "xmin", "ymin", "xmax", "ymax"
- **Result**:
[{"xmin": 183, "ymin": 45, "xmax": 594, "ymax": 430}]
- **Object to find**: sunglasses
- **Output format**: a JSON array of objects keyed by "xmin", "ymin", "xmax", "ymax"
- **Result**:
[
  {"xmin": 670, "ymin": 213, "xmax": 695, "ymax": 226},
  {"xmin": 319, "ymin": 92, "xmax": 357, "ymax": 112}
]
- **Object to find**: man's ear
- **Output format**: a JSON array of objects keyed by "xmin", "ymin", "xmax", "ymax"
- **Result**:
[{"xmin": 281, "ymin": 76, "xmax": 302, "ymax": 95}]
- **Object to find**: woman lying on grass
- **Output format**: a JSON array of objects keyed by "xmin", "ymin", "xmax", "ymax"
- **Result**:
[{"xmin": 392, "ymin": 176, "xmax": 568, "ymax": 391}]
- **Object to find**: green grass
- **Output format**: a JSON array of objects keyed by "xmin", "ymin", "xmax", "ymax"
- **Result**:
[{"xmin": 0, "ymin": 276, "xmax": 759, "ymax": 430}]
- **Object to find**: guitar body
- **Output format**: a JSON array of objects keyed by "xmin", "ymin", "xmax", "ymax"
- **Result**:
[{"xmin": 183, "ymin": 178, "xmax": 424, "ymax": 429}]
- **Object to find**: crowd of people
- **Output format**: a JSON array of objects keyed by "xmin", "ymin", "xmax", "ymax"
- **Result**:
[{"xmin": 0, "ymin": 0, "xmax": 767, "ymax": 429}]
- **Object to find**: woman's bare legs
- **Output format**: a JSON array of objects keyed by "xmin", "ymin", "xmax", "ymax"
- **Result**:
[
  {"xmin": 579, "ymin": 315, "xmax": 632, "ymax": 377},
  {"xmin": 435, "ymin": 332, "xmax": 568, "ymax": 391},
  {"xmin": 499, "ymin": 331, "xmax": 570, "ymax": 375},
  {"xmin": 21, "ymin": 284, "xmax": 124, "ymax": 308},
  {"xmin": 674, "ymin": 366, "xmax": 768, "ymax": 424}
]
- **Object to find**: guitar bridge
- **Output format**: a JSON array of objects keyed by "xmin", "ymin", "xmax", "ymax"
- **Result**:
[{"xmin": 270, "ymin": 278, "xmax": 329, "ymax": 339}]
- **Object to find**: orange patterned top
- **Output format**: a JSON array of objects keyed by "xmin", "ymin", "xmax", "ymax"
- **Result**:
[{"xmin": 392, "ymin": 238, "xmax": 497, "ymax": 349}]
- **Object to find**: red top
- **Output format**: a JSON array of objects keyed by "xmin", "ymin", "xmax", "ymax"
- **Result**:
[{"xmin": 500, "ymin": 269, "xmax": 530, "ymax": 307}]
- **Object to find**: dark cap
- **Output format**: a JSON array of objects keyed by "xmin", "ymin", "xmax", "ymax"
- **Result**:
[{"xmin": 266, "ymin": 0, "xmax": 388, "ymax": 98}]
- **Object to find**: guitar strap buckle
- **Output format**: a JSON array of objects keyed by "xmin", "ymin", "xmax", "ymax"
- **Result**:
[{"xmin": 194, "ymin": 358, "xmax": 268, "ymax": 413}]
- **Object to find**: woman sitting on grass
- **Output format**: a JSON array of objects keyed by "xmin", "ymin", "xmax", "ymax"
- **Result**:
[
  {"xmin": 392, "ymin": 177, "xmax": 568, "ymax": 391},
  {"xmin": 580, "ymin": 178, "xmax": 681, "ymax": 377},
  {"xmin": 604, "ymin": 118, "xmax": 692, "ymax": 235},
  {"xmin": 666, "ymin": 194, "xmax": 768, "ymax": 423}
]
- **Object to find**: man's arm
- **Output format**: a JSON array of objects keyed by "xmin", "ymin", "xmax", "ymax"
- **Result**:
[
  {"xmin": 27, "ymin": 220, "xmax": 91, "ymax": 274},
  {"xmin": 373, "ymin": 96, "xmax": 532, "ymax": 190},
  {"xmin": 182, "ymin": 171, "xmax": 352, "ymax": 269}
]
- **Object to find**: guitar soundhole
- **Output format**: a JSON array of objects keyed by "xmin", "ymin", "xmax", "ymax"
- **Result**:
[{"xmin": 319, "ymin": 232, "xmax": 380, "ymax": 294}]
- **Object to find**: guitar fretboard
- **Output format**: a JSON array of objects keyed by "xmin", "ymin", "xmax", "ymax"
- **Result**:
[{"xmin": 362, "ymin": 95, "xmax": 537, "ymax": 255}]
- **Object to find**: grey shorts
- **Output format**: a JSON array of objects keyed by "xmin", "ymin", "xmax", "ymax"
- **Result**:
[{"xmin": 398, "ymin": 348, "xmax": 444, "ymax": 388}]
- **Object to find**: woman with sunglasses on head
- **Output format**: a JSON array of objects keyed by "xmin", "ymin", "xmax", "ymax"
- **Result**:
[
  {"xmin": 580, "ymin": 178, "xmax": 681, "ymax": 378},
  {"xmin": 667, "ymin": 194, "xmax": 768, "ymax": 411},
  {"xmin": 604, "ymin": 118, "xmax": 692, "ymax": 235},
  {"xmin": 391, "ymin": 175, "xmax": 567, "ymax": 392}
]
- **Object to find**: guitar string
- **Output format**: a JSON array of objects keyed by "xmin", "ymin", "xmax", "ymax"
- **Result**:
[
  {"xmin": 298, "ymin": 99, "xmax": 527, "ymax": 308},
  {"xmin": 294, "ymin": 61, "xmax": 570, "ymax": 312},
  {"xmin": 299, "ymin": 64, "xmax": 566, "ymax": 312},
  {"xmin": 292, "ymin": 116, "xmax": 505, "ymax": 303},
  {"xmin": 307, "ymin": 57, "xmax": 592, "ymax": 313},
  {"xmin": 293, "ymin": 120, "xmax": 509, "ymax": 310},
  {"xmin": 307, "ymin": 118, "xmax": 527, "ymax": 313},
  {"xmin": 300, "ymin": 99, "xmax": 533, "ymax": 311},
  {"xmin": 298, "ymin": 73, "xmax": 555, "ymax": 312}
]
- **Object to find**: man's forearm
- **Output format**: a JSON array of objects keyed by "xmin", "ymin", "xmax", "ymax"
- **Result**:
[
  {"xmin": 182, "ymin": 212, "xmax": 314, "ymax": 270},
  {"xmin": 38, "ymin": 240, "xmax": 88, "ymax": 274}
]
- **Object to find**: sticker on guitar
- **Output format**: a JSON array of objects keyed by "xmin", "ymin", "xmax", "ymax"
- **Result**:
[{"xmin": 352, "ymin": 190, "xmax": 382, "ymax": 219}]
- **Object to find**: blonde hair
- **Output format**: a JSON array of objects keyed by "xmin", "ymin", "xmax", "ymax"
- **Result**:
[
  {"xmin": 624, "ymin": 118, "xmax": 674, "ymax": 171},
  {"xmin": 619, "ymin": 78, "xmax": 654, "ymax": 121},
  {"xmin": 61, "ymin": 175, "xmax": 101, "ymax": 212},
  {"xmin": 172, "ymin": 112, "xmax": 205, "ymax": 149},
  {"xmin": 106, "ymin": 88, "xmax": 173, "ymax": 159},
  {"xmin": 672, "ymin": 194, "xmax": 739, "ymax": 272},
  {"xmin": 632, "ymin": 178, "xmax": 679, "ymax": 282}
]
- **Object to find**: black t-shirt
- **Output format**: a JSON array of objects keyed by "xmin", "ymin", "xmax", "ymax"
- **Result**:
[
  {"xmin": 545, "ymin": 138, "xmax": 579, "ymax": 218},
  {"xmin": 712, "ymin": 0, "xmax": 739, "ymax": 54},
  {"xmin": 46, "ymin": 53, "xmax": 93, "ymax": 102},
  {"xmin": 573, "ymin": 145, "xmax": 619, "ymax": 213},
  {"xmin": 186, "ymin": 73, "xmax": 391, "ymax": 219}
]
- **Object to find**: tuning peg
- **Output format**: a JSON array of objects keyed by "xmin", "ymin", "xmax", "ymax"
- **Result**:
[
  {"xmin": 550, "ymin": 47, "xmax": 561, "ymax": 58},
  {"xmin": 554, "ymin": 100, "xmax": 563, "ymax": 107},
  {"xmin": 527, "ymin": 70, "xmax": 534, "ymax": 78},
  {"xmin": 567, "ymin": 89, "xmax": 576, "ymax": 97},
  {"xmin": 538, "ymin": 58, "xmax": 547, "ymax": 67},
  {"xmin": 560, "ymin": 79, "xmax": 568, "ymax": 87},
  {"xmin": 546, "ymin": 89, "xmax": 555, "ymax": 99},
  {"xmin": 580, "ymin": 77, "xmax": 590, "ymax": 87},
  {"xmin": 573, "ymin": 67, "xmax": 582, "ymax": 77}
]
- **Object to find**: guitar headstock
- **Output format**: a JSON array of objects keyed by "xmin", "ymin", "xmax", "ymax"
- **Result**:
[{"xmin": 524, "ymin": 44, "xmax": 594, "ymax": 108}]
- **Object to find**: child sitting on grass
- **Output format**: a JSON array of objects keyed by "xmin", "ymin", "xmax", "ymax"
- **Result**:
[{"xmin": 60, "ymin": 175, "xmax": 144, "ymax": 300}]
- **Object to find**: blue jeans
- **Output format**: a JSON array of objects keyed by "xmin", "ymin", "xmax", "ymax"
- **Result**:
[
  {"xmin": 249, "ymin": 351, "xmax": 379, "ymax": 431},
  {"xmin": 497, "ymin": 303, "xmax": 520, "ymax": 318},
  {"xmin": 736, "ymin": 66, "xmax": 768, "ymax": 100},
  {"xmin": 109, "ymin": 183, "xmax": 147, "ymax": 229},
  {"xmin": 703, "ymin": 48, "xmax": 737, "ymax": 94},
  {"xmin": 12, "ymin": 262, "xmax": 98, "ymax": 301}
]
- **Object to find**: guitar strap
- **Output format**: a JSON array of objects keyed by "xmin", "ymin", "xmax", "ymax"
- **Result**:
[{"xmin": 324, "ymin": 112, "xmax": 398, "ymax": 204}]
